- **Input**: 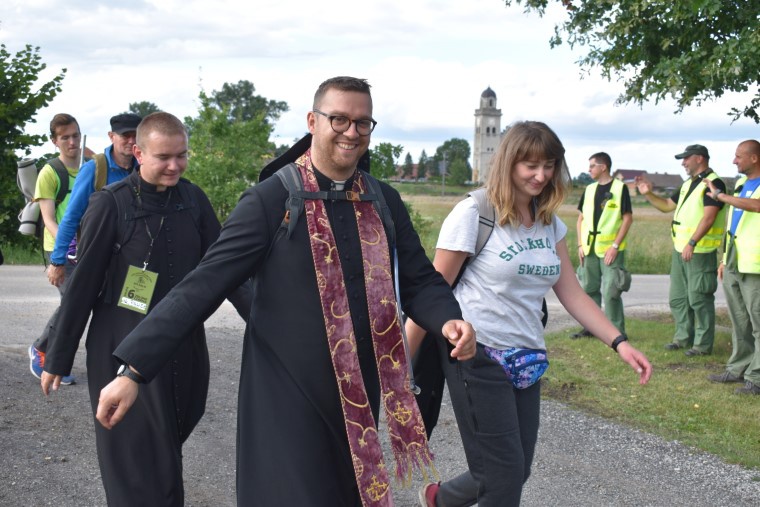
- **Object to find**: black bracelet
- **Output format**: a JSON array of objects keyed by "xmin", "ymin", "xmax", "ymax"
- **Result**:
[
  {"xmin": 611, "ymin": 334, "xmax": 628, "ymax": 352},
  {"xmin": 50, "ymin": 261, "xmax": 65, "ymax": 267}
]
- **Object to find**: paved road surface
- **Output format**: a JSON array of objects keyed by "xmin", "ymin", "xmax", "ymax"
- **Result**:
[{"xmin": 1, "ymin": 265, "xmax": 757, "ymax": 506}]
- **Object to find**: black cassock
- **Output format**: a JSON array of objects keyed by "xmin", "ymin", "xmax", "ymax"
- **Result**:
[
  {"xmin": 46, "ymin": 171, "xmax": 251, "ymax": 506},
  {"xmin": 114, "ymin": 169, "xmax": 462, "ymax": 506}
]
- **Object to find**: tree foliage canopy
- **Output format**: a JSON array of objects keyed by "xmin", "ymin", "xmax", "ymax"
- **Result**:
[
  {"xmin": 434, "ymin": 138, "xmax": 471, "ymax": 174},
  {"xmin": 184, "ymin": 88, "xmax": 278, "ymax": 221},
  {"xmin": 0, "ymin": 44, "xmax": 65, "ymax": 245},
  {"xmin": 402, "ymin": 152, "xmax": 414, "ymax": 178},
  {"xmin": 210, "ymin": 80, "xmax": 289, "ymax": 124},
  {"xmin": 417, "ymin": 149, "xmax": 430, "ymax": 179},
  {"xmin": 370, "ymin": 142, "xmax": 404, "ymax": 180},
  {"xmin": 504, "ymin": 0, "xmax": 760, "ymax": 122},
  {"xmin": 124, "ymin": 101, "xmax": 161, "ymax": 117}
]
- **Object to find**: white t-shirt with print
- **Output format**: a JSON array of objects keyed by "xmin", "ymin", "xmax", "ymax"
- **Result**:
[{"xmin": 437, "ymin": 197, "xmax": 567, "ymax": 350}]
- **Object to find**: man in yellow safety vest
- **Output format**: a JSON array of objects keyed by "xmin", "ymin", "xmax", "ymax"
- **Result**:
[{"xmin": 635, "ymin": 145, "xmax": 726, "ymax": 356}]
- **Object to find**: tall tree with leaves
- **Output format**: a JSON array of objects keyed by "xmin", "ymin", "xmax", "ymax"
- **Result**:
[
  {"xmin": 124, "ymin": 101, "xmax": 161, "ymax": 117},
  {"xmin": 434, "ymin": 138, "xmax": 471, "ymax": 175},
  {"xmin": 448, "ymin": 158, "xmax": 471, "ymax": 186},
  {"xmin": 211, "ymin": 80, "xmax": 289, "ymax": 124},
  {"xmin": 0, "ymin": 44, "xmax": 66, "ymax": 245},
  {"xmin": 504, "ymin": 0, "xmax": 760, "ymax": 122},
  {"xmin": 417, "ymin": 149, "xmax": 430, "ymax": 179},
  {"xmin": 184, "ymin": 90, "xmax": 278, "ymax": 220},
  {"xmin": 370, "ymin": 142, "xmax": 404, "ymax": 180},
  {"xmin": 402, "ymin": 152, "xmax": 415, "ymax": 178}
]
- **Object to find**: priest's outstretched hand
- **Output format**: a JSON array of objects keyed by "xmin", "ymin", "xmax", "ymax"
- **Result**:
[{"xmin": 442, "ymin": 320, "xmax": 476, "ymax": 360}]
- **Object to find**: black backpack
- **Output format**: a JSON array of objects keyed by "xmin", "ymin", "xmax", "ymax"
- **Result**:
[{"xmin": 98, "ymin": 177, "xmax": 201, "ymax": 305}]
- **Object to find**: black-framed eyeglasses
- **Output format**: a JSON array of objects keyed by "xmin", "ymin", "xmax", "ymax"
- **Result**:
[{"xmin": 313, "ymin": 109, "xmax": 377, "ymax": 136}]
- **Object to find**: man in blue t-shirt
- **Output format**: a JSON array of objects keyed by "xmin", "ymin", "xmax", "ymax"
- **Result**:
[
  {"xmin": 30, "ymin": 113, "xmax": 141, "ymax": 382},
  {"xmin": 46, "ymin": 113, "xmax": 141, "ymax": 287},
  {"xmin": 706, "ymin": 140, "xmax": 760, "ymax": 395}
]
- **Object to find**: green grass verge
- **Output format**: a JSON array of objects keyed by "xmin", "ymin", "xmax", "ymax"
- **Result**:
[
  {"xmin": 1, "ymin": 242, "xmax": 44, "ymax": 265},
  {"xmin": 544, "ymin": 314, "xmax": 760, "ymax": 471}
]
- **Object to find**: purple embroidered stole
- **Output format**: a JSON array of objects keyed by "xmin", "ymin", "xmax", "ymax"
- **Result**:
[{"xmin": 296, "ymin": 151, "xmax": 435, "ymax": 506}]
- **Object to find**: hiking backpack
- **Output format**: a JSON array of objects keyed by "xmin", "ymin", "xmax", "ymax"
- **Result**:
[
  {"xmin": 17, "ymin": 154, "xmax": 105, "ymax": 239},
  {"xmin": 17, "ymin": 157, "xmax": 72, "ymax": 238}
]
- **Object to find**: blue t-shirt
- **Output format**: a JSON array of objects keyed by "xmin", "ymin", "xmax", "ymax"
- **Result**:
[
  {"xmin": 730, "ymin": 177, "xmax": 760, "ymax": 235},
  {"xmin": 50, "ymin": 145, "xmax": 137, "ymax": 264}
]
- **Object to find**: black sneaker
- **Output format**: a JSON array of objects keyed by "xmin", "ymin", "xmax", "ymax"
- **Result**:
[
  {"xmin": 684, "ymin": 348, "xmax": 708, "ymax": 357},
  {"xmin": 734, "ymin": 381, "xmax": 760, "ymax": 395},
  {"xmin": 570, "ymin": 329, "xmax": 593, "ymax": 339},
  {"xmin": 707, "ymin": 371, "xmax": 743, "ymax": 383},
  {"xmin": 664, "ymin": 342, "xmax": 682, "ymax": 351}
]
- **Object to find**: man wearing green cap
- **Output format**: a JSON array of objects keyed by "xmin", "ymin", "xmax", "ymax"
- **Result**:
[{"xmin": 635, "ymin": 144, "xmax": 726, "ymax": 356}]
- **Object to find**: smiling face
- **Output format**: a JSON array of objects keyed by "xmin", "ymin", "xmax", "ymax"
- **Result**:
[
  {"xmin": 733, "ymin": 142, "xmax": 760, "ymax": 177},
  {"xmin": 680, "ymin": 154, "xmax": 707, "ymax": 178},
  {"xmin": 134, "ymin": 132, "xmax": 188, "ymax": 191},
  {"xmin": 511, "ymin": 158, "xmax": 556, "ymax": 202},
  {"xmin": 307, "ymin": 88, "xmax": 373, "ymax": 180}
]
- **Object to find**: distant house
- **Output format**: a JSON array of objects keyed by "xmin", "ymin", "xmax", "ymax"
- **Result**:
[
  {"xmin": 612, "ymin": 169, "xmax": 683, "ymax": 194},
  {"xmin": 394, "ymin": 163, "xmax": 420, "ymax": 180}
]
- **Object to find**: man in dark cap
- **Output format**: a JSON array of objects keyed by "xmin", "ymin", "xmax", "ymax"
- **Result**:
[
  {"xmin": 46, "ymin": 113, "xmax": 141, "ymax": 288},
  {"xmin": 635, "ymin": 144, "xmax": 726, "ymax": 356}
]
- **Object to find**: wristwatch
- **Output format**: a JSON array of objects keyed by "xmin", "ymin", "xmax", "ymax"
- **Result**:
[
  {"xmin": 611, "ymin": 243, "xmax": 620, "ymax": 250},
  {"xmin": 116, "ymin": 364, "xmax": 145, "ymax": 384},
  {"xmin": 610, "ymin": 334, "xmax": 628, "ymax": 352},
  {"xmin": 50, "ymin": 261, "xmax": 65, "ymax": 267},
  {"xmin": 688, "ymin": 239, "xmax": 697, "ymax": 247}
]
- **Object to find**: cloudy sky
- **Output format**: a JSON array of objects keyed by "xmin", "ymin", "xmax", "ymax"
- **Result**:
[{"xmin": 3, "ymin": 0, "xmax": 757, "ymax": 178}]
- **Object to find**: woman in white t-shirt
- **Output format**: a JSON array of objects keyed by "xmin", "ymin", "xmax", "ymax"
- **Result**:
[{"xmin": 408, "ymin": 121, "xmax": 652, "ymax": 507}]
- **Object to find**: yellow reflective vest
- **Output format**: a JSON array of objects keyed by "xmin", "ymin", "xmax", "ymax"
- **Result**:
[
  {"xmin": 580, "ymin": 179, "xmax": 626, "ymax": 256},
  {"xmin": 723, "ymin": 176, "xmax": 760, "ymax": 273},
  {"xmin": 672, "ymin": 171, "xmax": 726, "ymax": 253}
]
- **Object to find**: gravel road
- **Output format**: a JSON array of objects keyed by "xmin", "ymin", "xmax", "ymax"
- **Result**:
[{"xmin": 1, "ymin": 265, "xmax": 758, "ymax": 506}]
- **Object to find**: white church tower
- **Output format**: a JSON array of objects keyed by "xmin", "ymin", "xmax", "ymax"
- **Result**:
[{"xmin": 472, "ymin": 86, "xmax": 502, "ymax": 183}]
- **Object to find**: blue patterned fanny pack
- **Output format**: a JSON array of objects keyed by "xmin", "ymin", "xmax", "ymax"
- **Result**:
[{"xmin": 483, "ymin": 346, "xmax": 549, "ymax": 389}]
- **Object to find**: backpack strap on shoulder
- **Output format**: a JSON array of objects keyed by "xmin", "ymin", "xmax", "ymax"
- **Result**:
[
  {"xmin": 274, "ymin": 163, "xmax": 305, "ymax": 239},
  {"xmin": 468, "ymin": 188, "xmax": 495, "ymax": 257},
  {"xmin": 174, "ymin": 178, "xmax": 202, "ymax": 232},
  {"xmin": 93, "ymin": 153, "xmax": 108, "ymax": 191},
  {"xmin": 46, "ymin": 158, "xmax": 70, "ymax": 205},
  {"xmin": 360, "ymin": 170, "xmax": 395, "ymax": 248}
]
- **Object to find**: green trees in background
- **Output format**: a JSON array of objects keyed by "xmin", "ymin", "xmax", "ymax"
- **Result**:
[
  {"xmin": 210, "ymin": 80, "xmax": 288, "ymax": 125},
  {"xmin": 0, "ymin": 44, "xmax": 65, "ymax": 245},
  {"xmin": 504, "ymin": 0, "xmax": 760, "ymax": 122},
  {"xmin": 184, "ymin": 85, "xmax": 282, "ymax": 221},
  {"xmin": 370, "ymin": 142, "xmax": 403, "ymax": 180},
  {"xmin": 417, "ymin": 150, "xmax": 430, "ymax": 179},
  {"xmin": 402, "ymin": 152, "xmax": 414, "ymax": 178},
  {"xmin": 433, "ymin": 138, "xmax": 471, "ymax": 182},
  {"xmin": 125, "ymin": 101, "xmax": 161, "ymax": 117},
  {"xmin": 447, "ymin": 158, "xmax": 470, "ymax": 186}
]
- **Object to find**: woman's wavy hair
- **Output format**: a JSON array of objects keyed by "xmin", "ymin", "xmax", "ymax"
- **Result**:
[{"xmin": 485, "ymin": 121, "xmax": 571, "ymax": 227}]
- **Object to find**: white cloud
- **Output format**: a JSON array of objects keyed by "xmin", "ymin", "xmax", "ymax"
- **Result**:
[{"xmin": 3, "ymin": 0, "xmax": 757, "ymax": 177}]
